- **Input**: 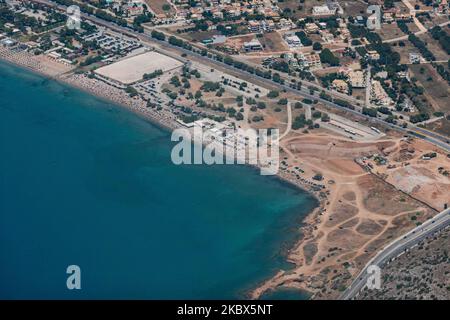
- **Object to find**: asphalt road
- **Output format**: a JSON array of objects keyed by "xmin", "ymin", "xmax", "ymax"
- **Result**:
[{"xmin": 341, "ymin": 208, "xmax": 450, "ymax": 300}]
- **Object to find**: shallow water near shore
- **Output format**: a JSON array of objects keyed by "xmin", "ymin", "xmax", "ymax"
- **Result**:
[{"xmin": 0, "ymin": 61, "xmax": 316, "ymax": 299}]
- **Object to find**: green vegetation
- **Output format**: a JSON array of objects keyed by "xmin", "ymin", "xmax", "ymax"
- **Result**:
[
  {"xmin": 151, "ymin": 30, "xmax": 166, "ymax": 41},
  {"xmin": 267, "ymin": 90, "xmax": 280, "ymax": 98},
  {"xmin": 319, "ymin": 48, "xmax": 339, "ymax": 66},
  {"xmin": 313, "ymin": 42, "xmax": 322, "ymax": 51},
  {"xmin": 125, "ymin": 86, "xmax": 138, "ymax": 97},
  {"xmin": 200, "ymin": 81, "xmax": 221, "ymax": 92},
  {"xmin": 257, "ymin": 102, "xmax": 266, "ymax": 109},
  {"xmin": 292, "ymin": 114, "xmax": 314, "ymax": 130},
  {"xmin": 408, "ymin": 34, "xmax": 435, "ymax": 61},
  {"xmin": 295, "ymin": 31, "xmax": 312, "ymax": 46},
  {"xmin": 277, "ymin": 98, "xmax": 288, "ymax": 105},
  {"xmin": 362, "ymin": 107, "xmax": 378, "ymax": 117},
  {"xmin": 430, "ymin": 26, "xmax": 450, "ymax": 55}
]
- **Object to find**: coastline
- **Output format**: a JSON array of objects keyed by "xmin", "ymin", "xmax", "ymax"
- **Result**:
[
  {"xmin": 0, "ymin": 47, "xmax": 179, "ymax": 132},
  {"xmin": 0, "ymin": 49, "xmax": 325, "ymax": 299}
]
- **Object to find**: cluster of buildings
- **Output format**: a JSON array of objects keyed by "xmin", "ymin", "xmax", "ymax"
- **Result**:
[
  {"xmin": 123, "ymin": 1, "xmax": 147, "ymax": 17},
  {"xmin": 347, "ymin": 70, "xmax": 366, "ymax": 88},
  {"xmin": 370, "ymin": 80, "xmax": 394, "ymax": 107},
  {"xmin": 175, "ymin": 0, "xmax": 280, "ymax": 21},
  {"xmin": 247, "ymin": 18, "xmax": 294, "ymax": 34},
  {"xmin": 179, "ymin": 118, "xmax": 278, "ymax": 167},
  {"xmin": 45, "ymin": 44, "xmax": 76, "ymax": 66},
  {"xmin": 331, "ymin": 79, "xmax": 349, "ymax": 94},
  {"xmin": 325, "ymin": 68, "xmax": 368, "ymax": 94},
  {"xmin": 381, "ymin": 0, "xmax": 448, "ymax": 22},
  {"xmin": 327, "ymin": 69, "xmax": 368, "ymax": 94},
  {"xmin": 302, "ymin": 18, "xmax": 350, "ymax": 42},
  {"xmin": 81, "ymin": 30, "xmax": 141, "ymax": 55},
  {"xmin": 282, "ymin": 53, "xmax": 322, "ymax": 71}
]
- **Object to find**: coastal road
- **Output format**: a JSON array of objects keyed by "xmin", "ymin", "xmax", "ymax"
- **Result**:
[
  {"xmin": 31, "ymin": 0, "xmax": 450, "ymax": 153},
  {"xmin": 340, "ymin": 208, "xmax": 450, "ymax": 300},
  {"xmin": 142, "ymin": 27, "xmax": 363, "ymax": 107},
  {"xmin": 31, "ymin": 0, "xmax": 361, "ymax": 106},
  {"xmin": 142, "ymin": 35, "xmax": 450, "ymax": 152}
]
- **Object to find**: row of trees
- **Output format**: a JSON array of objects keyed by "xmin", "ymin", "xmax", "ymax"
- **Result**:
[
  {"xmin": 430, "ymin": 26, "xmax": 450, "ymax": 55},
  {"xmin": 408, "ymin": 34, "xmax": 436, "ymax": 61}
]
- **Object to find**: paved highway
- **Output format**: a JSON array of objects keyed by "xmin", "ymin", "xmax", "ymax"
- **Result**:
[
  {"xmin": 341, "ymin": 208, "xmax": 450, "ymax": 300},
  {"xmin": 31, "ymin": 0, "xmax": 450, "ymax": 152}
]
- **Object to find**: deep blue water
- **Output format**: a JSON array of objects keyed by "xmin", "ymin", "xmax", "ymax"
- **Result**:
[{"xmin": 0, "ymin": 61, "xmax": 316, "ymax": 299}]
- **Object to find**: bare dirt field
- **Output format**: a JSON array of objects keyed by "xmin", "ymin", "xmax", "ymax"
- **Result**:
[
  {"xmin": 181, "ymin": 30, "xmax": 220, "ymax": 42},
  {"xmin": 260, "ymin": 32, "xmax": 289, "ymax": 53},
  {"xmin": 420, "ymin": 14, "xmax": 450, "ymax": 30},
  {"xmin": 418, "ymin": 33, "xmax": 450, "ymax": 61},
  {"xmin": 364, "ymin": 138, "xmax": 450, "ymax": 211},
  {"xmin": 377, "ymin": 23, "xmax": 408, "ymax": 41},
  {"xmin": 340, "ymin": 0, "xmax": 369, "ymax": 17},
  {"xmin": 277, "ymin": 0, "xmax": 323, "ymax": 20},
  {"xmin": 145, "ymin": 0, "xmax": 174, "ymax": 17},
  {"xmin": 424, "ymin": 118, "xmax": 450, "ymax": 137},
  {"xmin": 250, "ymin": 131, "xmax": 445, "ymax": 299},
  {"xmin": 391, "ymin": 40, "xmax": 419, "ymax": 64}
]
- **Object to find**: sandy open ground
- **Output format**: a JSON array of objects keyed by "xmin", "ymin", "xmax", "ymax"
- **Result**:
[
  {"xmin": 251, "ymin": 131, "xmax": 448, "ymax": 299},
  {"xmin": 95, "ymin": 51, "xmax": 183, "ymax": 85}
]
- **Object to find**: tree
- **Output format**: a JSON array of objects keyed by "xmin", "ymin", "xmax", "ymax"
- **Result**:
[
  {"xmin": 312, "ymin": 111, "xmax": 322, "ymax": 118},
  {"xmin": 151, "ymin": 30, "xmax": 165, "ymax": 41},
  {"xmin": 277, "ymin": 98, "xmax": 288, "ymax": 105},
  {"xmin": 321, "ymin": 113, "xmax": 330, "ymax": 122},
  {"xmin": 235, "ymin": 112, "xmax": 244, "ymax": 121},
  {"xmin": 257, "ymin": 102, "xmax": 266, "ymax": 109},
  {"xmin": 313, "ymin": 42, "xmax": 322, "ymax": 51},
  {"xmin": 362, "ymin": 107, "xmax": 378, "ymax": 117},
  {"xmin": 267, "ymin": 90, "xmax": 279, "ymax": 98},
  {"xmin": 125, "ymin": 86, "xmax": 138, "ymax": 97},
  {"xmin": 319, "ymin": 48, "xmax": 340, "ymax": 66}
]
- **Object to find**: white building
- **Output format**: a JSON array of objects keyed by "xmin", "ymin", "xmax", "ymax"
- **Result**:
[{"xmin": 243, "ymin": 39, "xmax": 263, "ymax": 52}]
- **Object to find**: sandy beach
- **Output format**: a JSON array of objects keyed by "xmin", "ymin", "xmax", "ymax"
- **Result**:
[{"xmin": 0, "ymin": 47, "xmax": 179, "ymax": 132}]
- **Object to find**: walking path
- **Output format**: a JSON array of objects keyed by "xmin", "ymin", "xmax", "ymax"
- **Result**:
[{"xmin": 280, "ymin": 101, "xmax": 292, "ymax": 140}]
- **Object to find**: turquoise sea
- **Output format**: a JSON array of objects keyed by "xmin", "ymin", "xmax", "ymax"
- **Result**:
[{"xmin": 0, "ymin": 61, "xmax": 316, "ymax": 299}]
